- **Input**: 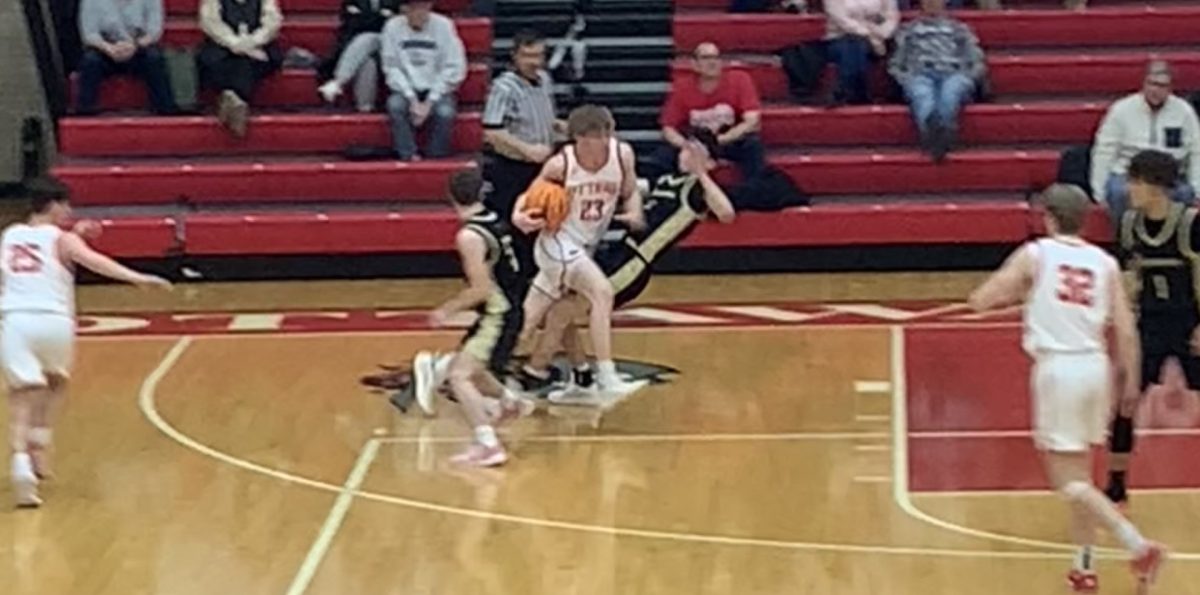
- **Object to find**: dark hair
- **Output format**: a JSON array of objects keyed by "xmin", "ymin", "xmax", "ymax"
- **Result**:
[
  {"xmin": 1039, "ymin": 184, "xmax": 1090, "ymax": 235},
  {"xmin": 447, "ymin": 168, "xmax": 485, "ymax": 207},
  {"xmin": 566, "ymin": 104, "xmax": 615, "ymax": 138},
  {"xmin": 25, "ymin": 176, "xmax": 69, "ymax": 214},
  {"xmin": 511, "ymin": 29, "xmax": 544, "ymax": 54},
  {"xmin": 1127, "ymin": 149, "xmax": 1179, "ymax": 190}
]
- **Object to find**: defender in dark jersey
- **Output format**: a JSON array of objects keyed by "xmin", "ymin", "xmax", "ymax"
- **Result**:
[
  {"xmin": 416, "ymin": 168, "xmax": 535, "ymax": 467},
  {"xmin": 517, "ymin": 137, "xmax": 736, "ymax": 399},
  {"xmin": 1107, "ymin": 149, "xmax": 1200, "ymax": 505}
]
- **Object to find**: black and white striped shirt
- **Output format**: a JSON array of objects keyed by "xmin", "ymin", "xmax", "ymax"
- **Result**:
[{"xmin": 482, "ymin": 69, "xmax": 557, "ymax": 155}]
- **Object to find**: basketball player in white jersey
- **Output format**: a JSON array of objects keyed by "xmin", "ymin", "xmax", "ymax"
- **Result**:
[
  {"xmin": 2, "ymin": 178, "xmax": 170, "ymax": 507},
  {"xmin": 969, "ymin": 184, "xmax": 1165, "ymax": 592},
  {"xmin": 513, "ymin": 104, "xmax": 644, "ymax": 393}
]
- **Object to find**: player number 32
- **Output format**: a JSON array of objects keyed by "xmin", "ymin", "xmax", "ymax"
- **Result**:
[{"xmin": 1056, "ymin": 265, "xmax": 1095, "ymax": 306}]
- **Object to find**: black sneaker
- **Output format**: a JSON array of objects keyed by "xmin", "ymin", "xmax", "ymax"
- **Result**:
[
  {"xmin": 517, "ymin": 367, "xmax": 564, "ymax": 393},
  {"xmin": 573, "ymin": 366, "xmax": 595, "ymax": 389}
]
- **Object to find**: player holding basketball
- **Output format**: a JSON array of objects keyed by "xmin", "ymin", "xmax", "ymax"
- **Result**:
[
  {"xmin": 517, "ymin": 133, "xmax": 736, "ymax": 400},
  {"xmin": 2, "ymin": 178, "xmax": 170, "ymax": 507},
  {"xmin": 422, "ymin": 168, "xmax": 535, "ymax": 467},
  {"xmin": 512, "ymin": 104, "xmax": 645, "ymax": 394},
  {"xmin": 969, "ymin": 183, "xmax": 1166, "ymax": 591},
  {"xmin": 1106, "ymin": 149, "xmax": 1200, "ymax": 508}
]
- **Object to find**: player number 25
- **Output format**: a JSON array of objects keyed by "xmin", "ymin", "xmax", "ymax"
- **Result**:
[
  {"xmin": 7, "ymin": 243, "xmax": 43, "ymax": 274},
  {"xmin": 1055, "ymin": 265, "xmax": 1095, "ymax": 306}
]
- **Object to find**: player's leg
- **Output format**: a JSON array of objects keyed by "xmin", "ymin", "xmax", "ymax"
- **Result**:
[
  {"xmin": 445, "ymin": 351, "xmax": 508, "ymax": 467},
  {"xmin": 517, "ymin": 297, "xmax": 576, "ymax": 391},
  {"xmin": 565, "ymin": 256, "xmax": 624, "ymax": 390},
  {"xmin": 2, "ymin": 317, "xmax": 48, "ymax": 507},
  {"xmin": 28, "ymin": 318, "xmax": 75, "ymax": 480},
  {"xmin": 1106, "ymin": 341, "xmax": 1161, "ymax": 505}
]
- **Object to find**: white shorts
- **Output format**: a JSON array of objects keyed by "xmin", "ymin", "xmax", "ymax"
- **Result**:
[
  {"xmin": 1, "ymin": 312, "xmax": 75, "ymax": 388},
  {"xmin": 532, "ymin": 235, "xmax": 597, "ymax": 300},
  {"xmin": 1031, "ymin": 351, "xmax": 1111, "ymax": 452}
]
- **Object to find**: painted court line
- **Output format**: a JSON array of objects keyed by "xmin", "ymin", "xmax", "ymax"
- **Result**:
[
  {"xmin": 133, "ymin": 336, "xmax": 1090, "ymax": 562},
  {"xmin": 913, "ymin": 486, "xmax": 1200, "ymax": 498},
  {"xmin": 911, "ymin": 428, "xmax": 1200, "ymax": 439},
  {"xmin": 854, "ymin": 381, "xmax": 892, "ymax": 394},
  {"xmin": 853, "ymin": 476, "xmax": 892, "ymax": 484},
  {"xmin": 854, "ymin": 414, "xmax": 889, "ymax": 423},
  {"xmin": 378, "ymin": 431, "xmax": 890, "ymax": 444},
  {"xmin": 285, "ymin": 439, "xmax": 381, "ymax": 595},
  {"xmin": 854, "ymin": 444, "xmax": 890, "ymax": 452}
]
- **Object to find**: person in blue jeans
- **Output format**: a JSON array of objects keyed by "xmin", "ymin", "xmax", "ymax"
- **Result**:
[
  {"xmin": 888, "ymin": 0, "xmax": 985, "ymax": 162},
  {"xmin": 75, "ymin": 0, "xmax": 177, "ymax": 115},
  {"xmin": 824, "ymin": 0, "xmax": 899, "ymax": 105}
]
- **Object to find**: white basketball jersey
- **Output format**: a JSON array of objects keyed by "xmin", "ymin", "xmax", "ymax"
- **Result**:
[
  {"xmin": 559, "ymin": 138, "xmax": 624, "ymax": 249},
  {"xmin": 1023, "ymin": 237, "xmax": 1116, "ymax": 355},
  {"xmin": 0, "ymin": 224, "xmax": 74, "ymax": 316}
]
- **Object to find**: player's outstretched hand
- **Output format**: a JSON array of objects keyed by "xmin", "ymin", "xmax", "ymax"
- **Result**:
[
  {"xmin": 428, "ymin": 308, "xmax": 450, "ymax": 328},
  {"xmin": 72, "ymin": 220, "xmax": 102, "ymax": 241},
  {"xmin": 135, "ymin": 274, "xmax": 173, "ymax": 290}
]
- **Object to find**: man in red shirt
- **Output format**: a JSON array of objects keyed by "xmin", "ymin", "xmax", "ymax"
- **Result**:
[{"xmin": 658, "ymin": 42, "xmax": 765, "ymax": 179}]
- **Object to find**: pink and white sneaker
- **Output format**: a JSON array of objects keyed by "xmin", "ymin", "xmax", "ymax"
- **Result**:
[
  {"xmin": 449, "ymin": 443, "xmax": 508, "ymax": 468},
  {"xmin": 1067, "ymin": 569, "xmax": 1098, "ymax": 593},
  {"xmin": 1131, "ymin": 542, "xmax": 1167, "ymax": 586}
]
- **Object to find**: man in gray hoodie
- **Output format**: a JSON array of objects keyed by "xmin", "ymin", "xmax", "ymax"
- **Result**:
[{"xmin": 381, "ymin": 0, "xmax": 467, "ymax": 160}]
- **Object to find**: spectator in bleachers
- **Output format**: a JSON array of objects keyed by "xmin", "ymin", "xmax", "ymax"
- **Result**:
[
  {"xmin": 382, "ymin": 0, "xmax": 466, "ymax": 161},
  {"xmin": 75, "ymin": 0, "xmax": 177, "ymax": 115},
  {"xmin": 481, "ymin": 29, "xmax": 562, "ymax": 221},
  {"xmin": 317, "ymin": 0, "xmax": 400, "ymax": 112},
  {"xmin": 1091, "ymin": 60, "xmax": 1200, "ymax": 219},
  {"xmin": 658, "ymin": 42, "xmax": 764, "ymax": 179},
  {"xmin": 824, "ymin": 0, "xmax": 899, "ymax": 106},
  {"xmin": 888, "ymin": 0, "xmax": 984, "ymax": 162},
  {"xmin": 197, "ymin": 0, "xmax": 284, "ymax": 138}
]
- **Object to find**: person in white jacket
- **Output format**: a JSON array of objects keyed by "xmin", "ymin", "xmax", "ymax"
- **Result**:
[
  {"xmin": 1091, "ymin": 60, "xmax": 1200, "ymax": 219},
  {"xmin": 381, "ymin": 0, "xmax": 466, "ymax": 161}
]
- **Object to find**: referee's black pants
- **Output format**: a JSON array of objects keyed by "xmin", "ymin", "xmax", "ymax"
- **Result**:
[{"xmin": 482, "ymin": 151, "xmax": 542, "ymax": 277}]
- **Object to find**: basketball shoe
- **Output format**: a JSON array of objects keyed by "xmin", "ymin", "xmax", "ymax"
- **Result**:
[
  {"xmin": 450, "ymin": 443, "xmax": 508, "ymax": 468},
  {"xmin": 1131, "ymin": 542, "xmax": 1167, "ymax": 585},
  {"xmin": 1066, "ymin": 570, "xmax": 1098, "ymax": 593}
]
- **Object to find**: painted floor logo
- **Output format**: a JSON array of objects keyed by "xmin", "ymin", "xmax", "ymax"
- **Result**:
[{"xmin": 362, "ymin": 356, "xmax": 680, "ymax": 414}]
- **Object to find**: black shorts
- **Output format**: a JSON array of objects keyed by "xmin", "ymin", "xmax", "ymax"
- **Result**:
[
  {"xmin": 595, "ymin": 240, "xmax": 651, "ymax": 308},
  {"xmin": 461, "ymin": 306, "xmax": 523, "ymax": 377},
  {"xmin": 1139, "ymin": 311, "xmax": 1200, "ymax": 390}
]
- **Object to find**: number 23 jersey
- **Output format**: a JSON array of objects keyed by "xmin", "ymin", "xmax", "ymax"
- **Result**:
[
  {"xmin": 539, "ymin": 138, "xmax": 625, "ymax": 261},
  {"xmin": 0, "ymin": 223, "xmax": 74, "ymax": 316},
  {"xmin": 1023, "ymin": 237, "xmax": 1118, "ymax": 355}
]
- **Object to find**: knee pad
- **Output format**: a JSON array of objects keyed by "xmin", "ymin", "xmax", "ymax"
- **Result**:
[{"xmin": 1110, "ymin": 415, "xmax": 1135, "ymax": 453}]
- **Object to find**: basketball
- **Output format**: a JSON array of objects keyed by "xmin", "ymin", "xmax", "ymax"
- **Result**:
[{"xmin": 521, "ymin": 179, "xmax": 569, "ymax": 231}]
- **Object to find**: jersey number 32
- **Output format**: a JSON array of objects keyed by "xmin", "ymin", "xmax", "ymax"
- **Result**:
[
  {"xmin": 1056, "ymin": 265, "xmax": 1095, "ymax": 306},
  {"xmin": 7, "ymin": 243, "xmax": 44, "ymax": 274}
]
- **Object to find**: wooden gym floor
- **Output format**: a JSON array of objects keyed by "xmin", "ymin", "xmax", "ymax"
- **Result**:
[{"xmin": 1, "ymin": 272, "xmax": 1199, "ymax": 595}]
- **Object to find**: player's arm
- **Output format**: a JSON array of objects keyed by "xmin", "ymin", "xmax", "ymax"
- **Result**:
[
  {"xmin": 1109, "ymin": 261, "xmax": 1142, "ymax": 410},
  {"xmin": 968, "ymin": 244, "xmax": 1035, "ymax": 311},
  {"xmin": 511, "ymin": 158, "xmax": 564, "ymax": 233},
  {"xmin": 58, "ymin": 233, "xmax": 170, "ymax": 288},
  {"xmin": 614, "ymin": 143, "xmax": 646, "ymax": 230},
  {"xmin": 695, "ymin": 171, "xmax": 735, "ymax": 223},
  {"xmin": 431, "ymin": 229, "xmax": 494, "ymax": 325}
]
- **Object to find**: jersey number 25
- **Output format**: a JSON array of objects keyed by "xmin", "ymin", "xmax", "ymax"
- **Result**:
[
  {"xmin": 1056, "ymin": 265, "xmax": 1095, "ymax": 306},
  {"xmin": 7, "ymin": 243, "xmax": 43, "ymax": 274}
]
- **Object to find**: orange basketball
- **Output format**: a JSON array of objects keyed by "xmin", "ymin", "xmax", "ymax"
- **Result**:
[{"xmin": 522, "ymin": 179, "xmax": 569, "ymax": 232}]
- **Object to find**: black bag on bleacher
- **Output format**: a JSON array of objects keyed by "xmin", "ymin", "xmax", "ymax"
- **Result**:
[
  {"xmin": 778, "ymin": 41, "xmax": 828, "ymax": 104},
  {"xmin": 727, "ymin": 166, "xmax": 810, "ymax": 212},
  {"xmin": 1056, "ymin": 144, "xmax": 1093, "ymax": 199}
]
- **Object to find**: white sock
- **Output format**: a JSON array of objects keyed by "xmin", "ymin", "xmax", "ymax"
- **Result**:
[
  {"xmin": 1115, "ymin": 520, "xmax": 1148, "ymax": 554},
  {"xmin": 473, "ymin": 425, "xmax": 500, "ymax": 449},
  {"xmin": 28, "ymin": 428, "xmax": 52, "ymax": 449},
  {"xmin": 11, "ymin": 452, "xmax": 34, "ymax": 479},
  {"xmin": 1074, "ymin": 546, "xmax": 1093, "ymax": 571}
]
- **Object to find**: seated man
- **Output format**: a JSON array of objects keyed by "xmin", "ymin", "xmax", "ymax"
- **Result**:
[
  {"xmin": 317, "ymin": 0, "xmax": 400, "ymax": 112},
  {"xmin": 197, "ymin": 0, "xmax": 284, "ymax": 137},
  {"xmin": 75, "ymin": 0, "xmax": 177, "ymax": 115},
  {"xmin": 888, "ymin": 0, "xmax": 985, "ymax": 162},
  {"xmin": 1091, "ymin": 60, "xmax": 1200, "ymax": 220},
  {"xmin": 381, "ymin": 0, "xmax": 466, "ymax": 160},
  {"xmin": 518, "ymin": 132, "xmax": 737, "ymax": 401},
  {"xmin": 657, "ymin": 42, "xmax": 764, "ymax": 180}
]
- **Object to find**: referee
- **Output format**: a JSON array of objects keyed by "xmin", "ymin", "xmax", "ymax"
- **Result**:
[{"xmin": 481, "ymin": 29, "xmax": 563, "ymax": 223}]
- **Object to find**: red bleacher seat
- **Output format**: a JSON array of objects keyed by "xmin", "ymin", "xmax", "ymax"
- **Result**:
[
  {"xmin": 55, "ymin": 159, "xmax": 472, "ymax": 206},
  {"xmin": 161, "ymin": 16, "xmax": 491, "ymax": 57},
  {"xmin": 674, "ymin": 7, "xmax": 1200, "ymax": 52},
  {"xmin": 59, "ymin": 113, "xmax": 483, "ymax": 156},
  {"xmin": 75, "ymin": 63, "xmax": 489, "ymax": 111},
  {"xmin": 758, "ymin": 103, "xmax": 1105, "ymax": 146},
  {"xmin": 91, "ymin": 203, "xmax": 1114, "ymax": 258},
  {"xmin": 698, "ymin": 53, "xmax": 1200, "ymax": 102}
]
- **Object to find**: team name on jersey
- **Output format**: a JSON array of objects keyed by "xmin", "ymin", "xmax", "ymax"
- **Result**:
[{"xmin": 568, "ymin": 181, "xmax": 620, "ymax": 199}]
